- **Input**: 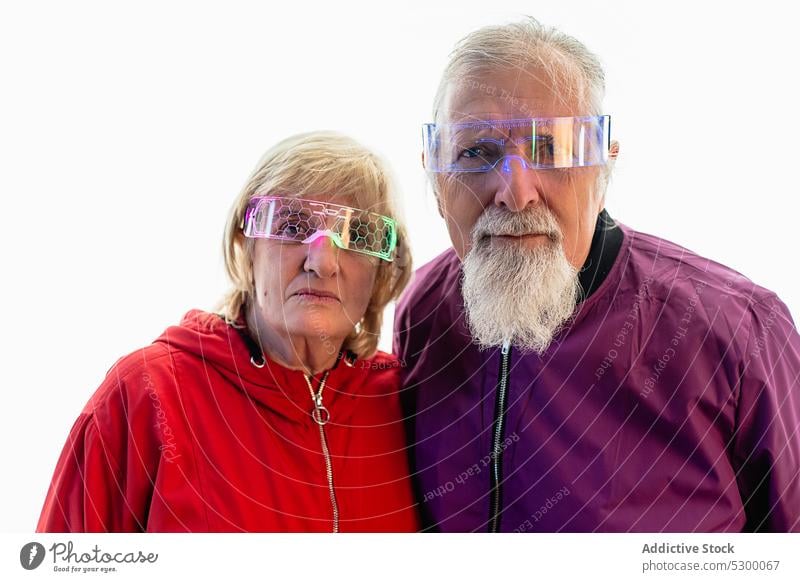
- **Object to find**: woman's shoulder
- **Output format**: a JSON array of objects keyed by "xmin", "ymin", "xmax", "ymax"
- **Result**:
[
  {"xmin": 89, "ymin": 309, "xmax": 225, "ymax": 413},
  {"xmin": 83, "ymin": 342, "xmax": 177, "ymax": 418},
  {"xmin": 348, "ymin": 350, "xmax": 405, "ymax": 394},
  {"xmin": 355, "ymin": 349, "xmax": 406, "ymax": 370}
]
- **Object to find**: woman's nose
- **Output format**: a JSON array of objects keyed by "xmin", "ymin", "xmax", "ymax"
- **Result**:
[{"xmin": 303, "ymin": 233, "xmax": 340, "ymax": 278}]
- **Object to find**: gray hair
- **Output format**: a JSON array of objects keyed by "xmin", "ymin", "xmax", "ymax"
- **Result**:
[{"xmin": 432, "ymin": 17, "xmax": 606, "ymax": 124}]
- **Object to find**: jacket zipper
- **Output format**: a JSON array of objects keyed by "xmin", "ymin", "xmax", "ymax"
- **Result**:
[
  {"xmin": 488, "ymin": 340, "xmax": 512, "ymax": 533},
  {"xmin": 305, "ymin": 372, "xmax": 339, "ymax": 533}
]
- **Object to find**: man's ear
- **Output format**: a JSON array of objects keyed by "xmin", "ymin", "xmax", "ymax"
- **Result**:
[{"xmin": 609, "ymin": 140, "xmax": 620, "ymax": 161}]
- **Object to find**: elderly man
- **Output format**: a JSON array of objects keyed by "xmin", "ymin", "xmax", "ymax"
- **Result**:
[{"xmin": 394, "ymin": 18, "xmax": 800, "ymax": 532}]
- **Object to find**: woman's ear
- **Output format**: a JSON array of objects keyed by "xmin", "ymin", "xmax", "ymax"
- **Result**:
[{"xmin": 234, "ymin": 229, "xmax": 247, "ymax": 252}]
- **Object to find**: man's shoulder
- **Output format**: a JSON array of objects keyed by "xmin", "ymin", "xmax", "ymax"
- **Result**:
[
  {"xmin": 397, "ymin": 247, "xmax": 462, "ymax": 317},
  {"xmin": 621, "ymin": 224, "xmax": 784, "ymax": 323}
]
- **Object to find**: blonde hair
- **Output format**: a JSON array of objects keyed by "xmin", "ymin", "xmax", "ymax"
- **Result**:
[{"xmin": 217, "ymin": 131, "xmax": 412, "ymax": 360}]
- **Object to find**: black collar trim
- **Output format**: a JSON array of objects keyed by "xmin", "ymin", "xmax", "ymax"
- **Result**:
[{"xmin": 577, "ymin": 209, "xmax": 624, "ymax": 301}]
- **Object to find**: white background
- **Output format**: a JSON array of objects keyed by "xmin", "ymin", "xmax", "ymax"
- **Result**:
[{"xmin": 1, "ymin": 0, "xmax": 799, "ymax": 532}]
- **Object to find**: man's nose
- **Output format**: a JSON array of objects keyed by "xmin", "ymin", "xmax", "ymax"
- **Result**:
[
  {"xmin": 303, "ymin": 233, "xmax": 340, "ymax": 278},
  {"xmin": 492, "ymin": 155, "xmax": 544, "ymax": 211}
]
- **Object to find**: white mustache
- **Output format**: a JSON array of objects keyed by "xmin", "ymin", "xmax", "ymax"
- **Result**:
[{"xmin": 471, "ymin": 207, "xmax": 562, "ymax": 243}]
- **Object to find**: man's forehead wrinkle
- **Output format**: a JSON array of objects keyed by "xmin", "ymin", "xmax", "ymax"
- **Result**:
[
  {"xmin": 443, "ymin": 73, "xmax": 579, "ymax": 125},
  {"xmin": 445, "ymin": 96, "xmax": 561, "ymax": 125}
]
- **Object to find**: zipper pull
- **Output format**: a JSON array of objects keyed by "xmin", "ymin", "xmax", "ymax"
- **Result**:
[
  {"xmin": 501, "ymin": 339, "xmax": 511, "ymax": 355},
  {"xmin": 312, "ymin": 393, "xmax": 330, "ymax": 425},
  {"xmin": 305, "ymin": 372, "xmax": 332, "ymax": 426},
  {"xmin": 312, "ymin": 404, "xmax": 330, "ymax": 426}
]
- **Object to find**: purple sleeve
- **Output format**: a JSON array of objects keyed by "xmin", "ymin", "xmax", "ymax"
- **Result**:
[{"xmin": 732, "ymin": 295, "xmax": 800, "ymax": 532}]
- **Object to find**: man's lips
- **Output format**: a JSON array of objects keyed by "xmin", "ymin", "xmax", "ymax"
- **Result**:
[
  {"xmin": 492, "ymin": 233, "xmax": 549, "ymax": 240},
  {"xmin": 484, "ymin": 232, "xmax": 555, "ymax": 243}
]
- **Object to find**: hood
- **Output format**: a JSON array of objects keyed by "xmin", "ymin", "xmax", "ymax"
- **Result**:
[{"xmin": 152, "ymin": 309, "xmax": 367, "ymax": 417}]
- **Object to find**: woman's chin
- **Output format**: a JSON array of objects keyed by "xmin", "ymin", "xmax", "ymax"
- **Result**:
[{"xmin": 283, "ymin": 315, "xmax": 349, "ymax": 346}]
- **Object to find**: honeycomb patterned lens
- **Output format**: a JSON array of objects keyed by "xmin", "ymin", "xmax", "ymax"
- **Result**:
[
  {"xmin": 243, "ymin": 196, "xmax": 397, "ymax": 262},
  {"xmin": 272, "ymin": 208, "xmax": 322, "ymax": 238}
]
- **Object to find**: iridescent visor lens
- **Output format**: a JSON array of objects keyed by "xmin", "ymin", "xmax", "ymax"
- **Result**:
[
  {"xmin": 422, "ymin": 115, "xmax": 611, "ymax": 172},
  {"xmin": 242, "ymin": 196, "xmax": 397, "ymax": 262}
]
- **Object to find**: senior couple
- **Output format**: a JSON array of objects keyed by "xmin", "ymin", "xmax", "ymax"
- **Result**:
[{"xmin": 39, "ymin": 18, "xmax": 800, "ymax": 533}]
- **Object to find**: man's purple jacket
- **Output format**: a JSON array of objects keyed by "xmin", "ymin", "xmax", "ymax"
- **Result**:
[{"xmin": 394, "ymin": 220, "xmax": 800, "ymax": 532}]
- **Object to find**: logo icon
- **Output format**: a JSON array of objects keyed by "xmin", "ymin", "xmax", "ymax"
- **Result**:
[{"xmin": 20, "ymin": 542, "xmax": 46, "ymax": 570}]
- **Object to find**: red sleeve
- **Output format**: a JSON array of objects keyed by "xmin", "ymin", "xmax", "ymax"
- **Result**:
[
  {"xmin": 36, "ymin": 357, "xmax": 167, "ymax": 532},
  {"xmin": 36, "ymin": 410, "xmax": 148, "ymax": 532}
]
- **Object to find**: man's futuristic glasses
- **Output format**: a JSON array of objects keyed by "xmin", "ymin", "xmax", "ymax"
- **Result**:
[
  {"xmin": 422, "ymin": 115, "xmax": 611, "ymax": 173},
  {"xmin": 242, "ymin": 196, "xmax": 397, "ymax": 262}
]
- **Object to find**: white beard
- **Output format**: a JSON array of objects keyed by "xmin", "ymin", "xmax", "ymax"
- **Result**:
[{"xmin": 461, "ymin": 206, "xmax": 581, "ymax": 354}]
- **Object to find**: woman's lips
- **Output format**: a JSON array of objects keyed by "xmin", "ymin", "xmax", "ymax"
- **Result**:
[{"xmin": 292, "ymin": 290, "xmax": 341, "ymax": 303}]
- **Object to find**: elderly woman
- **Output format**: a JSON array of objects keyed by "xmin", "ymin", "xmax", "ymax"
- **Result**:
[{"xmin": 37, "ymin": 132, "xmax": 418, "ymax": 532}]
